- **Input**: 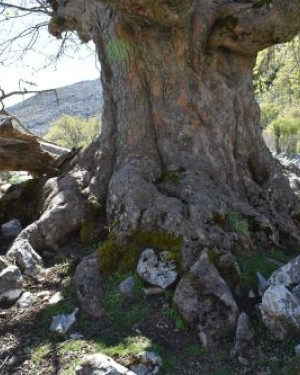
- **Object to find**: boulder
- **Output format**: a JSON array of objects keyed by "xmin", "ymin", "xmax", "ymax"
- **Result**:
[
  {"xmin": 7, "ymin": 240, "xmax": 43, "ymax": 276},
  {"xmin": 0, "ymin": 265, "xmax": 23, "ymax": 303},
  {"xmin": 261, "ymin": 284, "xmax": 300, "ymax": 339},
  {"xmin": 173, "ymin": 250, "xmax": 239, "ymax": 348},
  {"xmin": 137, "ymin": 249, "xmax": 177, "ymax": 289},
  {"xmin": 231, "ymin": 312, "xmax": 254, "ymax": 357},
  {"xmin": 268, "ymin": 254, "xmax": 300, "ymax": 289},
  {"xmin": 1, "ymin": 218, "xmax": 22, "ymax": 238},
  {"xmin": 260, "ymin": 254, "xmax": 300, "ymax": 339},
  {"xmin": 74, "ymin": 254, "xmax": 103, "ymax": 318}
]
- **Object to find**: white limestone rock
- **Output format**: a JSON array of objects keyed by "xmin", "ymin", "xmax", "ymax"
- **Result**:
[
  {"xmin": 7, "ymin": 240, "xmax": 43, "ymax": 276},
  {"xmin": 137, "ymin": 249, "xmax": 177, "ymax": 289},
  {"xmin": 0, "ymin": 265, "xmax": 23, "ymax": 303},
  {"xmin": 261, "ymin": 284, "xmax": 300, "ymax": 339}
]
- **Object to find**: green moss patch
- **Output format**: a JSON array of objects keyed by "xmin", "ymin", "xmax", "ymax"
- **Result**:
[{"xmin": 98, "ymin": 230, "xmax": 183, "ymax": 275}]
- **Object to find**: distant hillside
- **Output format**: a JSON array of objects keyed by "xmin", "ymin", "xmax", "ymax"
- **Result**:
[{"xmin": 7, "ymin": 79, "xmax": 103, "ymax": 136}]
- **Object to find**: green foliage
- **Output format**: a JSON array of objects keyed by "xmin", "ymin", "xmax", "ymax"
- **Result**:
[
  {"xmin": 236, "ymin": 249, "xmax": 278, "ymax": 289},
  {"xmin": 44, "ymin": 114, "xmax": 101, "ymax": 148},
  {"xmin": 226, "ymin": 211, "xmax": 249, "ymax": 235},
  {"xmin": 163, "ymin": 307, "xmax": 188, "ymax": 331},
  {"xmin": 269, "ymin": 248, "xmax": 292, "ymax": 264},
  {"xmin": 98, "ymin": 230, "xmax": 183, "ymax": 275},
  {"xmin": 266, "ymin": 116, "xmax": 300, "ymax": 154},
  {"xmin": 79, "ymin": 221, "xmax": 95, "ymax": 246},
  {"xmin": 98, "ymin": 233, "xmax": 141, "ymax": 275},
  {"xmin": 102, "ymin": 273, "xmax": 148, "ymax": 329},
  {"xmin": 255, "ymin": 37, "xmax": 300, "ymax": 152}
]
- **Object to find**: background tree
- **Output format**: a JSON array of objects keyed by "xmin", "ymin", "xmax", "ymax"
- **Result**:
[
  {"xmin": 266, "ymin": 116, "xmax": 300, "ymax": 154},
  {"xmin": 254, "ymin": 36, "xmax": 300, "ymax": 152},
  {"xmin": 44, "ymin": 114, "xmax": 101, "ymax": 148},
  {"xmin": 3, "ymin": 0, "xmax": 300, "ymax": 347}
]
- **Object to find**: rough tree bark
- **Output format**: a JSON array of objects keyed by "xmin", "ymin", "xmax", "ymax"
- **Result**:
[{"xmin": 7, "ymin": 0, "xmax": 300, "ymax": 346}]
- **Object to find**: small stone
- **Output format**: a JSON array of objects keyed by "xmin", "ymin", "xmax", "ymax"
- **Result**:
[
  {"xmin": 50, "ymin": 307, "xmax": 79, "ymax": 333},
  {"xmin": 1, "ymin": 219, "xmax": 22, "ymax": 238},
  {"xmin": 119, "ymin": 276, "xmax": 136, "ymax": 299},
  {"xmin": 18, "ymin": 292, "xmax": 33, "ymax": 308},
  {"xmin": 295, "ymin": 344, "xmax": 300, "ymax": 356},
  {"xmin": 231, "ymin": 312, "xmax": 254, "ymax": 357},
  {"xmin": 70, "ymin": 332, "xmax": 84, "ymax": 340},
  {"xmin": 7, "ymin": 240, "xmax": 43, "ymax": 276},
  {"xmin": 49, "ymin": 292, "xmax": 64, "ymax": 305},
  {"xmin": 137, "ymin": 248, "xmax": 177, "ymax": 289}
]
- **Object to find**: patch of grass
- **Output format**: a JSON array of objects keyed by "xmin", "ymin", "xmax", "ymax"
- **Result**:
[
  {"xmin": 93, "ymin": 335, "xmax": 151, "ymax": 358},
  {"xmin": 213, "ymin": 367, "xmax": 234, "ymax": 375},
  {"xmin": 58, "ymin": 340, "xmax": 86, "ymax": 355},
  {"xmin": 236, "ymin": 249, "xmax": 278, "ymax": 289},
  {"xmin": 36, "ymin": 300, "xmax": 75, "ymax": 341},
  {"xmin": 226, "ymin": 210, "xmax": 249, "ymax": 235},
  {"xmin": 185, "ymin": 337, "xmax": 206, "ymax": 357},
  {"xmin": 30, "ymin": 343, "xmax": 51, "ymax": 366},
  {"xmin": 269, "ymin": 248, "xmax": 292, "ymax": 264},
  {"xmin": 163, "ymin": 307, "xmax": 188, "ymax": 331},
  {"xmin": 102, "ymin": 273, "xmax": 148, "ymax": 330}
]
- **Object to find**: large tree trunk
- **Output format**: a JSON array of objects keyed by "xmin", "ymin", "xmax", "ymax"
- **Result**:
[{"xmin": 9, "ymin": 0, "xmax": 300, "ymax": 346}]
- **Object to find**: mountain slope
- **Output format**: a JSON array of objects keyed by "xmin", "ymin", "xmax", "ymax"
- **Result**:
[{"xmin": 7, "ymin": 79, "xmax": 103, "ymax": 136}]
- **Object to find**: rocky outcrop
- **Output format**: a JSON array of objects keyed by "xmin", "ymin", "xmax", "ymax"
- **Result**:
[
  {"xmin": 173, "ymin": 250, "xmax": 239, "ymax": 348},
  {"xmin": 74, "ymin": 254, "xmax": 103, "ymax": 318}
]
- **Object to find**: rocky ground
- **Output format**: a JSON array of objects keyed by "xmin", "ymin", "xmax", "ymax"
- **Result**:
[{"xmin": 0, "ymin": 230, "xmax": 300, "ymax": 375}]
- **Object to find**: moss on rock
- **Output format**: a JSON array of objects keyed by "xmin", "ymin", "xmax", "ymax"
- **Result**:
[{"xmin": 98, "ymin": 230, "xmax": 183, "ymax": 275}]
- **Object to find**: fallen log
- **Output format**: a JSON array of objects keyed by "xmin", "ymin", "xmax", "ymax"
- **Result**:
[{"xmin": 0, "ymin": 117, "xmax": 70, "ymax": 175}]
